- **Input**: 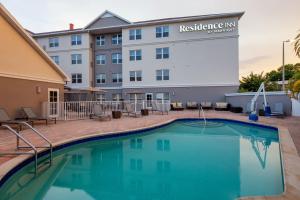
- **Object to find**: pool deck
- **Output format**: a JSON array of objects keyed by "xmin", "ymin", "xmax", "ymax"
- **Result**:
[{"xmin": 0, "ymin": 110, "xmax": 299, "ymax": 199}]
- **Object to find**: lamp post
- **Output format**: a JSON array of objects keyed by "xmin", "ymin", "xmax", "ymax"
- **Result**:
[{"xmin": 282, "ymin": 40, "xmax": 290, "ymax": 91}]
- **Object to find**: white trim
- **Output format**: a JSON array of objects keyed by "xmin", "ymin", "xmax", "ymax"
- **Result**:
[
  {"xmin": 48, "ymin": 88, "xmax": 60, "ymax": 117},
  {"xmin": 123, "ymin": 83, "xmax": 239, "ymax": 89},
  {"xmin": 0, "ymin": 72, "xmax": 65, "ymax": 84},
  {"xmin": 95, "ymin": 86, "xmax": 123, "ymax": 90},
  {"xmin": 225, "ymin": 91, "xmax": 288, "ymax": 97}
]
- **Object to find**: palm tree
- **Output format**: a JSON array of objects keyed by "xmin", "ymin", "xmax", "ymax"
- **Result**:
[{"xmin": 295, "ymin": 31, "xmax": 300, "ymax": 58}]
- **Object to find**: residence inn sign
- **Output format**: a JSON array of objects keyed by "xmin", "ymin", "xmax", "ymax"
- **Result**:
[{"xmin": 179, "ymin": 21, "xmax": 236, "ymax": 34}]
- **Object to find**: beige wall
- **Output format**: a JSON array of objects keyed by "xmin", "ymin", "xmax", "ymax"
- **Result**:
[
  {"xmin": 0, "ymin": 76, "xmax": 63, "ymax": 118},
  {"xmin": 0, "ymin": 14, "xmax": 65, "ymax": 84}
]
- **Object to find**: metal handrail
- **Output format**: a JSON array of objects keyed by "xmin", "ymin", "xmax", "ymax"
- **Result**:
[
  {"xmin": 199, "ymin": 105, "xmax": 207, "ymax": 125},
  {"xmin": 1, "ymin": 125, "xmax": 38, "ymax": 173},
  {"xmin": 18, "ymin": 122, "xmax": 53, "ymax": 164}
]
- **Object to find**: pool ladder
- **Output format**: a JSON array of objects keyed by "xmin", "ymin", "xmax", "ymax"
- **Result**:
[
  {"xmin": 198, "ymin": 105, "xmax": 207, "ymax": 125},
  {"xmin": 0, "ymin": 122, "xmax": 53, "ymax": 174}
]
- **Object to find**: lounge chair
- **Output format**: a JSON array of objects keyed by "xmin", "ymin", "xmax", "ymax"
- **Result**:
[
  {"xmin": 21, "ymin": 107, "xmax": 56, "ymax": 125},
  {"xmin": 270, "ymin": 103, "xmax": 284, "ymax": 118},
  {"xmin": 90, "ymin": 104, "xmax": 111, "ymax": 121},
  {"xmin": 186, "ymin": 101, "xmax": 198, "ymax": 109},
  {"xmin": 123, "ymin": 103, "xmax": 141, "ymax": 118},
  {"xmin": 170, "ymin": 102, "xmax": 184, "ymax": 111},
  {"xmin": 0, "ymin": 108, "xmax": 26, "ymax": 130},
  {"xmin": 200, "ymin": 102, "xmax": 212, "ymax": 109},
  {"xmin": 215, "ymin": 102, "xmax": 230, "ymax": 111}
]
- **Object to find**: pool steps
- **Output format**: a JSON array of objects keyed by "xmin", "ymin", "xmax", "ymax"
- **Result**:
[{"xmin": 0, "ymin": 122, "xmax": 53, "ymax": 174}]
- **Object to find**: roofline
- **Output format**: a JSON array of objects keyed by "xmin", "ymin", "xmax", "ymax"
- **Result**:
[
  {"xmin": 32, "ymin": 11, "xmax": 244, "ymax": 37},
  {"xmin": 83, "ymin": 10, "xmax": 131, "ymax": 29},
  {"xmin": 0, "ymin": 3, "xmax": 70, "ymax": 82}
]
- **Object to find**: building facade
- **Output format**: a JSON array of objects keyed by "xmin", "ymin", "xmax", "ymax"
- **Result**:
[
  {"xmin": 0, "ymin": 4, "xmax": 69, "ymax": 118},
  {"xmin": 32, "ymin": 11, "xmax": 244, "ymax": 103}
]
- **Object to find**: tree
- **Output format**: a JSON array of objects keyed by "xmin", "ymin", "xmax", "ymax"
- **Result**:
[
  {"xmin": 265, "ymin": 64, "xmax": 300, "ymax": 81},
  {"xmin": 295, "ymin": 31, "xmax": 300, "ymax": 58},
  {"xmin": 239, "ymin": 72, "xmax": 266, "ymax": 92},
  {"xmin": 287, "ymin": 71, "xmax": 300, "ymax": 99}
]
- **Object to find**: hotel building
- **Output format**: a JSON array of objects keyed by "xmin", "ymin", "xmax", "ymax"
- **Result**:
[{"xmin": 32, "ymin": 11, "xmax": 244, "ymax": 103}]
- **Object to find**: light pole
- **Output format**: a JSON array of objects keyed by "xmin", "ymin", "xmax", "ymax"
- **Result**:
[{"xmin": 282, "ymin": 40, "xmax": 290, "ymax": 91}]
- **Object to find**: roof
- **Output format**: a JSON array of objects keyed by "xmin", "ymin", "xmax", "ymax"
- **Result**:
[
  {"xmin": 32, "ymin": 11, "xmax": 244, "ymax": 37},
  {"xmin": 83, "ymin": 10, "xmax": 131, "ymax": 29},
  {"xmin": 0, "ymin": 3, "xmax": 69, "ymax": 82}
]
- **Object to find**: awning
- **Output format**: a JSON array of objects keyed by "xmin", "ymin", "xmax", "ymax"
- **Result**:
[{"xmin": 64, "ymin": 87, "xmax": 106, "ymax": 93}]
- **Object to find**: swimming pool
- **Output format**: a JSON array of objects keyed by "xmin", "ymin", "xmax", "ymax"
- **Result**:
[{"xmin": 0, "ymin": 119, "xmax": 284, "ymax": 200}]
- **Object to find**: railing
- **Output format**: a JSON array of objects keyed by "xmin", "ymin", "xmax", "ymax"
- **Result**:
[
  {"xmin": 0, "ymin": 125, "xmax": 38, "ymax": 174},
  {"xmin": 42, "ymin": 100, "xmax": 171, "ymax": 120},
  {"xmin": 199, "ymin": 105, "xmax": 207, "ymax": 125}
]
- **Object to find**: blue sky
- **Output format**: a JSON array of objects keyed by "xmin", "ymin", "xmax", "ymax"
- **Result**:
[{"xmin": 1, "ymin": 0, "xmax": 299, "ymax": 77}]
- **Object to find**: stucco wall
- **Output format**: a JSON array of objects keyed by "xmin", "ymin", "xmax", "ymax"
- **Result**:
[
  {"xmin": 0, "ymin": 76, "xmax": 64, "ymax": 118},
  {"xmin": 122, "ymin": 17, "xmax": 239, "ymax": 88},
  {"xmin": 0, "ymin": 15, "xmax": 65, "ymax": 84},
  {"xmin": 225, "ymin": 93, "xmax": 292, "ymax": 115},
  {"xmin": 35, "ymin": 33, "xmax": 91, "ymax": 88}
]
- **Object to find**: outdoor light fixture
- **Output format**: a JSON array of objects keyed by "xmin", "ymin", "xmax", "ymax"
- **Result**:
[{"xmin": 282, "ymin": 39, "xmax": 291, "ymax": 91}]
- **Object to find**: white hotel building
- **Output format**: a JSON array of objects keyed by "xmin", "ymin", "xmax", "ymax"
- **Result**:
[{"xmin": 32, "ymin": 11, "xmax": 244, "ymax": 103}]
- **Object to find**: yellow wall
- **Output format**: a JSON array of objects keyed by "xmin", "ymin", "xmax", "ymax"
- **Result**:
[{"xmin": 0, "ymin": 15, "xmax": 65, "ymax": 84}]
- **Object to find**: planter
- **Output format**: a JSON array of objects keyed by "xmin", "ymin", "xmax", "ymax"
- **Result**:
[
  {"xmin": 141, "ymin": 109, "xmax": 149, "ymax": 116},
  {"xmin": 112, "ymin": 111, "xmax": 122, "ymax": 119}
]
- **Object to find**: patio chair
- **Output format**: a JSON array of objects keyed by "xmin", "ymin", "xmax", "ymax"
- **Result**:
[
  {"xmin": 21, "ymin": 107, "xmax": 56, "ymax": 126},
  {"xmin": 170, "ymin": 102, "xmax": 184, "ymax": 111},
  {"xmin": 123, "ymin": 103, "xmax": 141, "ymax": 118},
  {"xmin": 186, "ymin": 101, "xmax": 198, "ymax": 109},
  {"xmin": 215, "ymin": 102, "xmax": 230, "ymax": 111},
  {"xmin": 246, "ymin": 102, "xmax": 252, "ymax": 114},
  {"xmin": 90, "ymin": 104, "xmax": 111, "ymax": 121},
  {"xmin": 0, "ymin": 108, "xmax": 26, "ymax": 131},
  {"xmin": 200, "ymin": 102, "xmax": 212, "ymax": 109},
  {"xmin": 270, "ymin": 103, "xmax": 284, "ymax": 118}
]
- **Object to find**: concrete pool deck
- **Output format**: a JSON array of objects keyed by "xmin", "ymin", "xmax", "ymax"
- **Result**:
[{"xmin": 0, "ymin": 110, "xmax": 299, "ymax": 199}]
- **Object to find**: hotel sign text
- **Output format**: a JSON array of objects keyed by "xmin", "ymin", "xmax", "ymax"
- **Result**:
[{"xmin": 179, "ymin": 21, "xmax": 236, "ymax": 34}]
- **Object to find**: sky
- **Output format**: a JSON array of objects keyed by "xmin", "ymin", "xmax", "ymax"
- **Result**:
[{"xmin": 1, "ymin": 0, "xmax": 299, "ymax": 78}]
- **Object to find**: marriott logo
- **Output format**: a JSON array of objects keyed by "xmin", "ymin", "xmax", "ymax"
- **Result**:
[{"xmin": 179, "ymin": 21, "xmax": 236, "ymax": 33}]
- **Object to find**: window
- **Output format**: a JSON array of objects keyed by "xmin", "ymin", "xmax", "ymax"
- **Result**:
[
  {"xmin": 130, "ymin": 71, "xmax": 142, "ymax": 82},
  {"xmin": 71, "ymin": 54, "xmax": 82, "ymax": 64},
  {"xmin": 130, "ymin": 138, "xmax": 143, "ymax": 149},
  {"xmin": 96, "ymin": 54, "xmax": 106, "ymax": 65},
  {"xmin": 112, "ymin": 73, "xmax": 122, "ymax": 83},
  {"xmin": 157, "ymin": 160, "xmax": 171, "ymax": 173},
  {"xmin": 129, "ymin": 50, "xmax": 142, "ymax": 61},
  {"xmin": 112, "ymin": 33, "xmax": 122, "ymax": 45},
  {"xmin": 156, "ymin": 93, "xmax": 170, "ymax": 101},
  {"xmin": 96, "ymin": 74, "xmax": 106, "ymax": 84},
  {"xmin": 156, "ymin": 47, "xmax": 169, "ymax": 59},
  {"xmin": 129, "ymin": 29, "xmax": 142, "ymax": 40},
  {"xmin": 112, "ymin": 53, "xmax": 122, "ymax": 64},
  {"xmin": 71, "ymin": 34, "xmax": 82, "ymax": 45},
  {"xmin": 156, "ymin": 69, "xmax": 169, "ymax": 81},
  {"xmin": 112, "ymin": 93, "xmax": 122, "ymax": 101},
  {"xmin": 50, "ymin": 56, "xmax": 59, "ymax": 65},
  {"xmin": 130, "ymin": 159, "xmax": 143, "ymax": 171},
  {"xmin": 156, "ymin": 26, "xmax": 169, "ymax": 38},
  {"xmin": 71, "ymin": 73, "xmax": 82, "ymax": 84},
  {"xmin": 157, "ymin": 139, "xmax": 170, "ymax": 151},
  {"xmin": 96, "ymin": 94, "xmax": 105, "ymax": 102},
  {"xmin": 96, "ymin": 35, "xmax": 105, "ymax": 46},
  {"xmin": 49, "ymin": 37, "xmax": 59, "ymax": 47}
]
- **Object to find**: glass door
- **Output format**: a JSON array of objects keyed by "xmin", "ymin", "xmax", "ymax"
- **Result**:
[
  {"xmin": 48, "ymin": 88, "xmax": 59, "ymax": 117},
  {"xmin": 146, "ymin": 93, "xmax": 153, "ymax": 108}
]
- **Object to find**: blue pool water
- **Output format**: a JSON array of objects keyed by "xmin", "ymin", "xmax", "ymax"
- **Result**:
[{"xmin": 0, "ymin": 120, "xmax": 284, "ymax": 200}]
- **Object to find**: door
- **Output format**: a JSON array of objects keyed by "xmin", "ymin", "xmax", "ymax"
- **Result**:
[
  {"xmin": 48, "ymin": 88, "xmax": 59, "ymax": 117},
  {"xmin": 146, "ymin": 93, "xmax": 153, "ymax": 108}
]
